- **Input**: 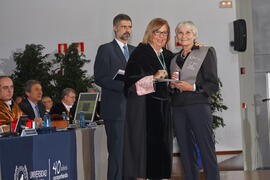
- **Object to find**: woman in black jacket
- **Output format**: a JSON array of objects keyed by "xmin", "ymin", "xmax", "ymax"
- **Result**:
[
  {"xmin": 170, "ymin": 21, "xmax": 220, "ymax": 180},
  {"xmin": 123, "ymin": 18, "xmax": 174, "ymax": 180}
]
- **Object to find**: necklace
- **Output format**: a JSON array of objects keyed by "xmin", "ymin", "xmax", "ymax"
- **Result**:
[
  {"xmin": 150, "ymin": 44, "xmax": 167, "ymax": 70},
  {"xmin": 180, "ymin": 50, "xmax": 191, "ymax": 60},
  {"xmin": 155, "ymin": 52, "xmax": 166, "ymax": 70},
  {"xmin": 180, "ymin": 50, "xmax": 185, "ymax": 58}
]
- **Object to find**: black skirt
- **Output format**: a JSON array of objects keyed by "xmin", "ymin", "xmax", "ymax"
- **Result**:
[{"xmin": 123, "ymin": 92, "xmax": 173, "ymax": 179}]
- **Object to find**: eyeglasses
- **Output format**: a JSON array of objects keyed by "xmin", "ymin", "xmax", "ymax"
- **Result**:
[
  {"xmin": 43, "ymin": 100, "xmax": 52, "ymax": 103},
  {"xmin": 153, "ymin": 30, "xmax": 168, "ymax": 37},
  {"xmin": 67, "ymin": 95, "xmax": 76, "ymax": 99},
  {"xmin": 119, "ymin": 25, "xmax": 132, "ymax": 29}
]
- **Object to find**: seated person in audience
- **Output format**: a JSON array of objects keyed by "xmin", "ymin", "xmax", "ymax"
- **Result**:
[
  {"xmin": 0, "ymin": 76, "xmax": 24, "ymax": 133},
  {"xmin": 50, "ymin": 88, "xmax": 76, "ymax": 124},
  {"xmin": 19, "ymin": 80, "xmax": 45, "ymax": 127},
  {"xmin": 42, "ymin": 96, "xmax": 53, "ymax": 113}
]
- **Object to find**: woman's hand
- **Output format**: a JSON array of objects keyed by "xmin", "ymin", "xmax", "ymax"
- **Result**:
[
  {"xmin": 174, "ymin": 81, "xmax": 194, "ymax": 92},
  {"xmin": 154, "ymin": 70, "xmax": 168, "ymax": 80},
  {"xmin": 170, "ymin": 71, "xmax": 179, "ymax": 88},
  {"xmin": 171, "ymin": 72, "xmax": 179, "ymax": 80},
  {"xmin": 34, "ymin": 117, "xmax": 42, "ymax": 127},
  {"xmin": 195, "ymin": 42, "xmax": 203, "ymax": 47},
  {"xmin": 170, "ymin": 82, "xmax": 176, "ymax": 88}
]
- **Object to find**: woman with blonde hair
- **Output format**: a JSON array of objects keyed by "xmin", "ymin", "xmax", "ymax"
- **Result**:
[{"xmin": 123, "ymin": 18, "xmax": 174, "ymax": 180}]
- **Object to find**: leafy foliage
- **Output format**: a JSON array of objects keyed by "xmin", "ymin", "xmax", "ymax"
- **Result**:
[
  {"xmin": 11, "ymin": 44, "xmax": 53, "ymax": 98},
  {"xmin": 51, "ymin": 43, "xmax": 93, "ymax": 101},
  {"xmin": 210, "ymin": 79, "xmax": 228, "ymax": 142},
  {"xmin": 11, "ymin": 43, "xmax": 93, "ymax": 101}
]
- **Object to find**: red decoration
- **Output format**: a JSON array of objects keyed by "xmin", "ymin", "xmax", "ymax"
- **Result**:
[
  {"xmin": 10, "ymin": 118, "xmax": 32, "ymax": 132},
  {"xmin": 175, "ymin": 36, "xmax": 181, "ymax": 47},
  {"xmin": 58, "ymin": 69, "xmax": 62, "ymax": 75},
  {"xmin": 58, "ymin": 43, "xmax": 68, "ymax": 54},
  {"xmin": 75, "ymin": 42, "xmax": 84, "ymax": 53},
  {"xmin": 240, "ymin": 67, "xmax": 246, "ymax": 74}
]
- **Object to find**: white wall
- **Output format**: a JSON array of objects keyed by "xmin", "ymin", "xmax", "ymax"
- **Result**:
[
  {"xmin": 252, "ymin": 0, "xmax": 270, "ymax": 169},
  {"xmin": 0, "ymin": 0, "xmax": 242, "ymax": 151}
]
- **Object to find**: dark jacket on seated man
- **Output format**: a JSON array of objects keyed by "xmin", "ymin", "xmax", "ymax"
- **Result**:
[
  {"xmin": 19, "ymin": 99, "xmax": 46, "ymax": 120},
  {"xmin": 0, "ymin": 99, "xmax": 24, "ymax": 125},
  {"xmin": 49, "ymin": 102, "xmax": 76, "ymax": 123}
]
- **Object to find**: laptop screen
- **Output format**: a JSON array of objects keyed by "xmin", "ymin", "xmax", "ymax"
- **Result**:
[{"xmin": 73, "ymin": 92, "xmax": 99, "ymax": 122}]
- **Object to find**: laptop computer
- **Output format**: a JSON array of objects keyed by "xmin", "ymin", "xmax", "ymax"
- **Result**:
[{"xmin": 73, "ymin": 92, "xmax": 99, "ymax": 123}]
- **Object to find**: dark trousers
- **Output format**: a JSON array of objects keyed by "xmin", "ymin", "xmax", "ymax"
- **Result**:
[
  {"xmin": 104, "ymin": 119, "xmax": 124, "ymax": 180},
  {"xmin": 173, "ymin": 104, "xmax": 220, "ymax": 180}
]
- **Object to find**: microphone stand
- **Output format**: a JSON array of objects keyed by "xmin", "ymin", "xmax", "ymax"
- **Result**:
[{"xmin": 10, "ymin": 119, "xmax": 12, "ymax": 133}]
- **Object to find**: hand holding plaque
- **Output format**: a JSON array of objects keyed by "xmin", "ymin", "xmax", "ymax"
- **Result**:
[{"xmin": 154, "ymin": 70, "xmax": 168, "ymax": 80}]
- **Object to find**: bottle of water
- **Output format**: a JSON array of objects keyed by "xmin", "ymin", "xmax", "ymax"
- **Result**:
[
  {"xmin": 43, "ymin": 113, "xmax": 51, "ymax": 127},
  {"xmin": 79, "ymin": 111, "xmax": 85, "ymax": 128},
  {"xmin": 43, "ymin": 114, "xmax": 47, "ymax": 127},
  {"xmin": 48, "ymin": 114, "xmax": 51, "ymax": 127},
  {"xmin": 61, "ymin": 112, "xmax": 67, "ymax": 121}
]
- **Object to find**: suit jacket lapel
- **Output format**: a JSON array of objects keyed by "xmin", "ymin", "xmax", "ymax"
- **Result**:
[
  {"xmin": 26, "ymin": 99, "xmax": 36, "ymax": 118},
  {"xmin": 112, "ymin": 39, "xmax": 127, "ymax": 66},
  {"xmin": 38, "ymin": 101, "xmax": 44, "ymax": 117}
]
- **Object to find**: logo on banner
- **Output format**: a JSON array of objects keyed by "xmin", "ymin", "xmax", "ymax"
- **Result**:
[
  {"xmin": 14, "ymin": 165, "xmax": 29, "ymax": 180},
  {"xmin": 52, "ymin": 160, "xmax": 69, "ymax": 180},
  {"xmin": 29, "ymin": 170, "xmax": 47, "ymax": 179}
]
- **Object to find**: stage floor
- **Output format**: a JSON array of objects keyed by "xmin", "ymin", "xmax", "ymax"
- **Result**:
[
  {"xmin": 220, "ymin": 170, "xmax": 270, "ymax": 180},
  {"xmin": 171, "ymin": 154, "xmax": 270, "ymax": 180},
  {"xmin": 172, "ymin": 170, "xmax": 270, "ymax": 180}
]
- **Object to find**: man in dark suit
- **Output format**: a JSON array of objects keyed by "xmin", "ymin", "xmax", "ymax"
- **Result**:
[
  {"xmin": 50, "ymin": 88, "xmax": 76, "ymax": 124},
  {"xmin": 94, "ymin": 14, "xmax": 135, "ymax": 180},
  {"xmin": 19, "ymin": 80, "xmax": 45, "ymax": 127}
]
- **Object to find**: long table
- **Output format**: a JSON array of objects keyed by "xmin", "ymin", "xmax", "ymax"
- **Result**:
[{"xmin": 0, "ymin": 126, "xmax": 107, "ymax": 180}]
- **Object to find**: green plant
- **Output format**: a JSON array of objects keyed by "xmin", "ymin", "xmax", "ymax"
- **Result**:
[
  {"xmin": 52, "ymin": 43, "xmax": 93, "ymax": 101},
  {"xmin": 11, "ymin": 44, "xmax": 53, "ymax": 98},
  {"xmin": 210, "ymin": 79, "xmax": 228, "ymax": 142}
]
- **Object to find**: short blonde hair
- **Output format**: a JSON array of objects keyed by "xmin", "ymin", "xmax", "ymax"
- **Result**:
[
  {"xmin": 142, "ymin": 18, "xmax": 170, "ymax": 45},
  {"xmin": 175, "ymin": 21, "xmax": 198, "ymax": 38}
]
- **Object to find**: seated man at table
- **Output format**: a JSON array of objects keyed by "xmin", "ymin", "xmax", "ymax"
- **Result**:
[
  {"xmin": 0, "ymin": 76, "xmax": 24, "ymax": 133},
  {"xmin": 19, "ymin": 80, "xmax": 44, "ymax": 127},
  {"xmin": 50, "ymin": 88, "xmax": 76, "ymax": 124}
]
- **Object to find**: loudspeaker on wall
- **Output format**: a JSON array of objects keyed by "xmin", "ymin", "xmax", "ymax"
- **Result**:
[{"xmin": 230, "ymin": 19, "xmax": 247, "ymax": 52}]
